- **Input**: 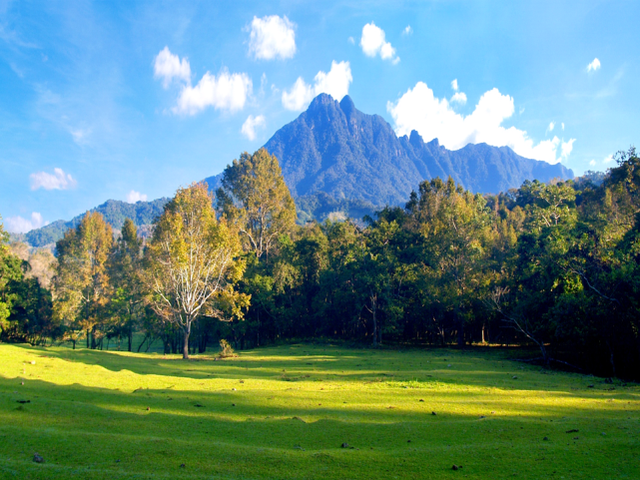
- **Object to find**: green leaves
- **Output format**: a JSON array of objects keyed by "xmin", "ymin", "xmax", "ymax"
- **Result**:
[
  {"xmin": 146, "ymin": 183, "xmax": 248, "ymax": 358},
  {"xmin": 217, "ymin": 148, "xmax": 296, "ymax": 259}
]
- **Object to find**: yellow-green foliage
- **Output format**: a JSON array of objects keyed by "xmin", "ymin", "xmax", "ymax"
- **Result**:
[{"xmin": 0, "ymin": 343, "xmax": 638, "ymax": 479}]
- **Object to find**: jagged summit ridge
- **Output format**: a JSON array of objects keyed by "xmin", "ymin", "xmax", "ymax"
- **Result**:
[{"xmin": 262, "ymin": 94, "xmax": 573, "ymax": 207}]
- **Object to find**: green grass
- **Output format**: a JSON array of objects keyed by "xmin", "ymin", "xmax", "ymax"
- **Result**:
[{"xmin": 0, "ymin": 343, "xmax": 638, "ymax": 479}]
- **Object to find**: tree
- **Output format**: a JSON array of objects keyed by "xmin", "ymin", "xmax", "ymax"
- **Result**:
[
  {"xmin": 109, "ymin": 218, "xmax": 144, "ymax": 351},
  {"xmin": 53, "ymin": 212, "xmax": 113, "ymax": 348},
  {"xmin": 491, "ymin": 180, "xmax": 579, "ymax": 366},
  {"xmin": 216, "ymin": 148, "xmax": 297, "ymax": 260},
  {"xmin": 406, "ymin": 177, "xmax": 493, "ymax": 347},
  {"xmin": 146, "ymin": 183, "xmax": 249, "ymax": 359},
  {"xmin": 0, "ymin": 216, "xmax": 23, "ymax": 334}
]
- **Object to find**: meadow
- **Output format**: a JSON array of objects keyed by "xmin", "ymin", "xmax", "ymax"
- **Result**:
[{"xmin": 0, "ymin": 343, "xmax": 638, "ymax": 479}]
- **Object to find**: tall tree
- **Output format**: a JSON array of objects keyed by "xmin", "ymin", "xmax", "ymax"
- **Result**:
[
  {"xmin": 407, "ymin": 177, "xmax": 493, "ymax": 347},
  {"xmin": 109, "ymin": 218, "xmax": 144, "ymax": 351},
  {"xmin": 0, "ymin": 216, "xmax": 23, "ymax": 334},
  {"xmin": 216, "ymin": 148, "xmax": 296, "ymax": 260},
  {"xmin": 53, "ymin": 212, "xmax": 113, "ymax": 348},
  {"xmin": 146, "ymin": 183, "xmax": 249, "ymax": 359}
]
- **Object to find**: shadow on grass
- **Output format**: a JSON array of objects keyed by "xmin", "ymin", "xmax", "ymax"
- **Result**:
[
  {"xmin": 2, "ymin": 345, "xmax": 639, "ymax": 480},
  {"xmin": 27, "ymin": 344, "xmax": 630, "ymax": 398}
]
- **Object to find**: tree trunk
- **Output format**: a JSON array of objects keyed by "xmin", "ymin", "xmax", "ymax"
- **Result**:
[
  {"xmin": 539, "ymin": 342, "xmax": 550, "ymax": 368},
  {"xmin": 137, "ymin": 335, "xmax": 148, "ymax": 352},
  {"xmin": 182, "ymin": 323, "xmax": 191, "ymax": 360},
  {"xmin": 456, "ymin": 309, "xmax": 464, "ymax": 348},
  {"xmin": 371, "ymin": 293, "xmax": 378, "ymax": 347},
  {"xmin": 128, "ymin": 312, "xmax": 133, "ymax": 352}
]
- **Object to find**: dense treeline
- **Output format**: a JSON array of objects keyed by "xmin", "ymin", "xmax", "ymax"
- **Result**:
[{"xmin": 1, "ymin": 147, "xmax": 639, "ymax": 377}]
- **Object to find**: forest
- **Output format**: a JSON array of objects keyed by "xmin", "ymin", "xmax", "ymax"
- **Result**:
[{"xmin": 1, "ymin": 147, "xmax": 639, "ymax": 379}]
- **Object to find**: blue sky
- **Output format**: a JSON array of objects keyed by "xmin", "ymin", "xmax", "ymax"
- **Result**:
[{"xmin": 1, "ymin": 0, "xmax": 638, "ymax": 232}]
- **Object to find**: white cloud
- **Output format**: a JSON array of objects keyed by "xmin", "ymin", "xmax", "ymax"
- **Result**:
[
  {"xmin": 451, "ymin": 79, "xmax": 459, "ymax": 91},
  {"xmin": 387, "ymin": 82, "xmax": 576, "ymax": 164},
  {"xmin": 360, "ymin": 22, "xmax": 399, "ymax": 64},
  {"xmin": 547, "ymin": 122, "xmax": 555, "ymax": 133},
  {"xmin": 603, "ymin": 154, "xmax": 614, "ymax": 164},
  {"xmin": 348, "ymin": 36, "xmax": 355, "ymax": 45},
  {"xmin": 173, "ymin": 70, "xmax": 252, "ymax": 115},
  {"xmin": 248, "ymin": 15, "xmax": 296, "ymax": 60},
  {"xmin": 154, "ymin": 46, "xmax": 191, "ymax": 88},
  {"xmin": 282, "ymin": 61, "xmax": 353, "ymax": 111},
  {"xmin": 282, "ymin": 78, "xmax": 313, "ymax": 111},
  {"xmin": 589, "ymin": 160, "xmax": 597, "ymax": 166},
  {"xmin": 561, "ymin": 122, "xmax": 565, "ymax": 131},
  {"xmin": 560, "ymin": 138, "xmax": 575, "ymax": 160},
  {"xmin": 450, "ymin": 92, "xmax": 467, "ymax": 105},
  {"xmin": 127, "ymin": 190, "xmax": 148, "ymax": 203},
  {"xmin": 403, "ymin": 25, "xmax": 413, "ymax": 36},
  {"xmin": 30, "ymin": 168, "xmax": 77, "ymax": 190},
  {"xmin": 154, "ymin": 47, "xmax": 251, "ymax": 115},
  {"xmin": 587, "ymin": 58, "xmax": 601, "ymax": 72},
  {"xmin": 241, "ymin": 114, "xmax": 266, "ymax": 141},
  {"xmin": 5, "ymin": 212, "xmax": 46, "ymax": 233}
]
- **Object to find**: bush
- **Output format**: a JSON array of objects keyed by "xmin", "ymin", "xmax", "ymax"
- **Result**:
[{"xmin": 218, "ymin": 339, "xmax": 236, "ymax": 358}]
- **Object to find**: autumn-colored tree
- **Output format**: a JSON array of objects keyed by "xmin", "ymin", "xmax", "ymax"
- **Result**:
[
  {"xmin": 146, "ymin": 183, "xmax": 249, "ymax": 359},
  {"xmin": 216, "ymin": 148, "xmax": 296, "ymax": 259},
  {"xmin": 109, "ymin": 218, "xmax": 144, "ymax": 351},
  {"xmin": 53, "ymin": 212, "xmax": 113, "ymax": 349}
]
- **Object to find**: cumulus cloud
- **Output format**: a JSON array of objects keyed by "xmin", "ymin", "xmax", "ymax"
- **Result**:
[
  {"xmin": 547, "ymin": 122, "xmax": 555, "ymax": 133},
  {"xmin": 587, "ymin": 58, "xmax": 601, "ymax": 72},
  {"xmin": 282, "ymin": 61, "xmax": 353, "ymax": 111},
  {"xmin": 449, "ymin": 80, "xmax": 466, "ymax": 104},
  {"xmin": 387, "ymin": 82, "xmax": 576, "ymax": 164},
  {"xmin": 560, "ymin": 138, "xmax": 575, "ymax": 160},
  {"xmin": 4, "ymin": 212, "xmax": 46, "ymax": 233},
  {"xmin": 30, "ymin": 168, "xmax": 77, "ymax": 190},
  {"xmin": 561, "ymin": 122, "xmax": 565, "ymax": 131},
  {"xmin": 241, "ymin": 114, "xmax": 266, "ymax": 140},
  {"xmin": 589, "ymin": 160, "xmax": 597, "ymax": 166},
  {"xmin": 154, "ymin": 46, "xmax": 191, "ymax": 88},
  {"xmin": 127, "ymin": 190, "xmax": 147, "ymax": 203},
  {"xmin": 360, "ymin": 22, "xmax": 399, "ymax": 64},
  {"xmin": 174, "ymin": 70, "xmax": 252, "ymax": 115},
  {"xmin": 603, "ymin": 154, "xmax": 614, "ymax": 164},
  {"xmin": 450, "ymin": 92, "xmax": 467, "ymax": 105},
  {"xmin": 154, "ymin": 47, "xmax": 252, "ymax": 115},
  {"xmin": 403, "ymin": 25, "xmax": 413, "ymax": 36},
  {"xmin": 248, "ymin": 15, "xmax": 296, "ymax": 60}
]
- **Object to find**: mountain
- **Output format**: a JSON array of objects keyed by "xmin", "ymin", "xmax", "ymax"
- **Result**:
[
  {"xmin": 14, "ymin": 198, "xmax": 169, "ymax": 248},
  {"xmin": 24, "ymin": 94, "xmax": 574, "ymax": 246},
  {"xmin": 260, "ymin": 94, "xmax": 573, "ymax": 211}
]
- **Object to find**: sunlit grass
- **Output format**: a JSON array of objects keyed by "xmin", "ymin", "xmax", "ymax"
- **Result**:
[{"xmin": 0, "ymin": 343, "xmax": 638, "ymax": 479}]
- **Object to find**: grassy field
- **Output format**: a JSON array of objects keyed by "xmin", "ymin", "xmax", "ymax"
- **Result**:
[{"xmin": 0, "ymin": 343, "xmax": 638, "ymax": 479}]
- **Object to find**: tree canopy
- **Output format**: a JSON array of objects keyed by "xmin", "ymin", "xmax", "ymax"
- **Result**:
[{"xmin": 146, "ymin": 182, "xmax": 248, "ymax": 359}]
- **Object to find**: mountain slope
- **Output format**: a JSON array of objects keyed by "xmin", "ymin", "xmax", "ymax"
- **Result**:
[
  {"xmin": 25, "ymin": 94, "xmax": 574, "ymax": 246},
  {"xmin": 17, "ymin": 198, "xmax": 169, "ymax": 248},
  {"xmin": 262, "ymin": 94, "xmax": 573, "ymax": 207}
]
